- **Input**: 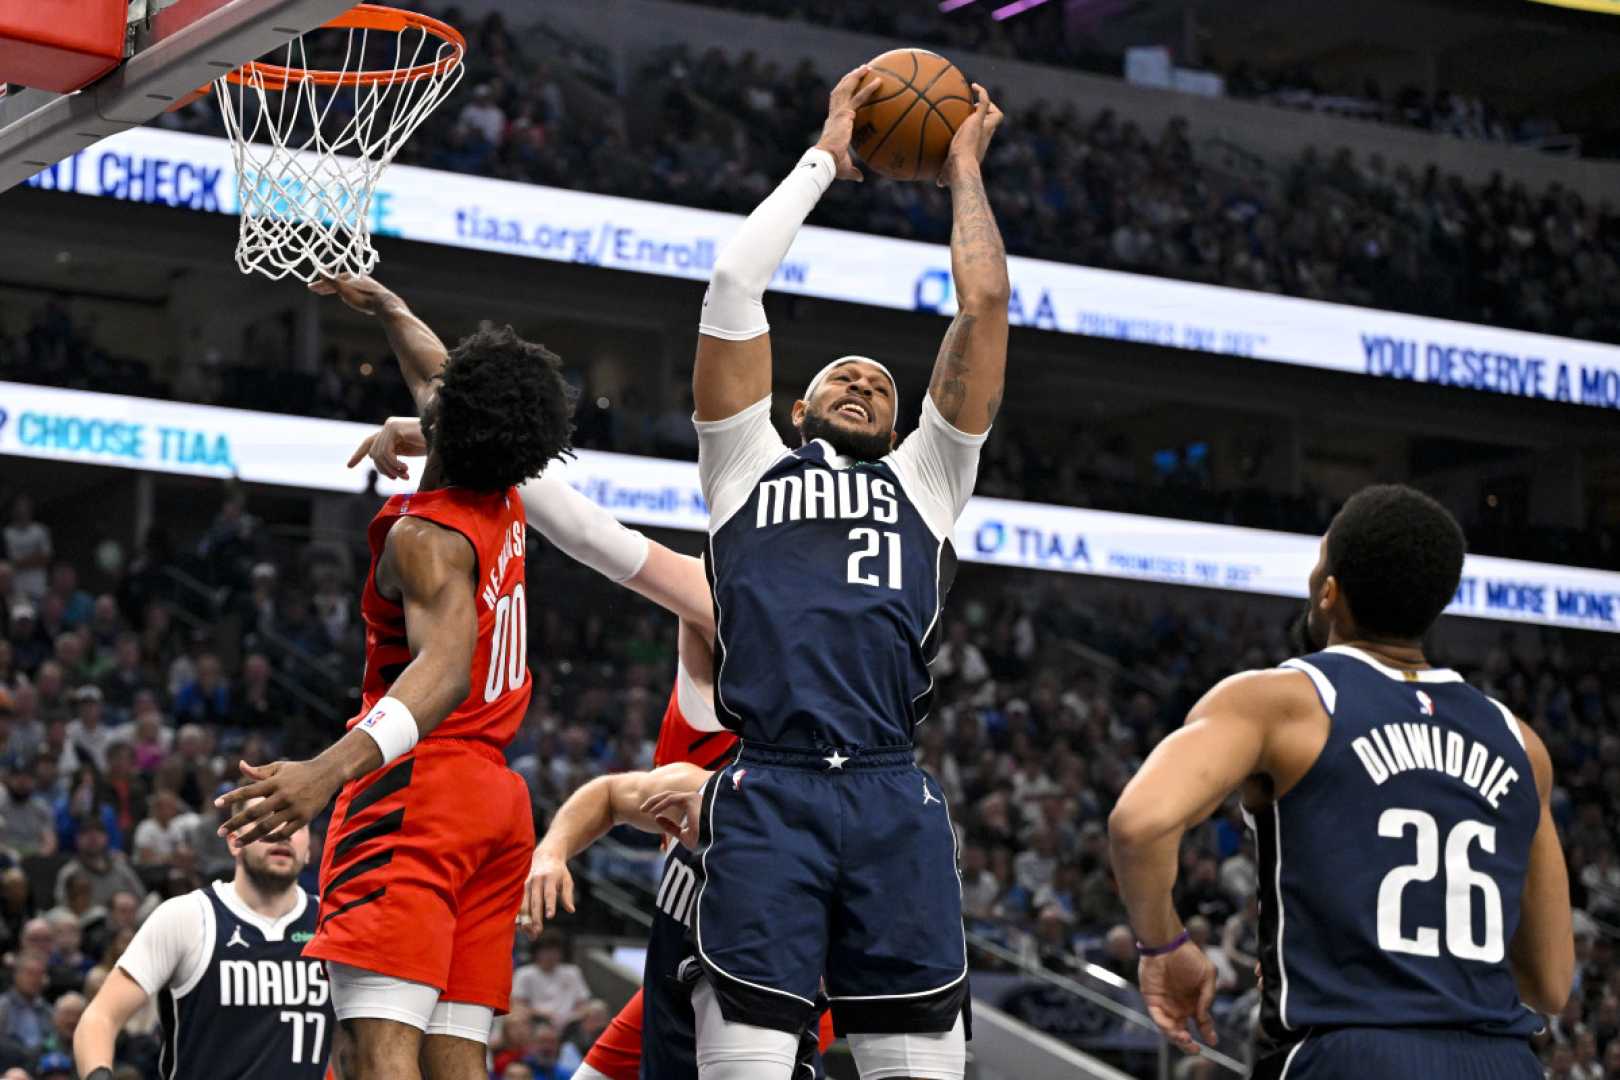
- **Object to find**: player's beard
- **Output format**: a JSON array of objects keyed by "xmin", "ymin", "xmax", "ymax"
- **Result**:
[
  {"xmin": 799, "ymin": 406, "xmax": 892, "ymax": 463},
  {"xmin": 241, "ymin": 848, "xmax": 301, "ymax": 895}
]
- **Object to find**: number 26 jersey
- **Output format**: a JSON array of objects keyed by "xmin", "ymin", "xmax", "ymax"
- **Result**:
[{"xmin": 1252, "ymin": 645, "xmax": 1544, "ymax": 1048}]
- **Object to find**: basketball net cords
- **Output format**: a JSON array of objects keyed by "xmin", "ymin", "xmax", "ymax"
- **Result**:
[{"xmin": 216, "ymin": 25, "xmax": 463, "ymax": 282}]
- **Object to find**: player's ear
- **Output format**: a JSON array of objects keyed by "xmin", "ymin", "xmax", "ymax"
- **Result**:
[
  {"xmin": 889, "ymin": 430, "xmax": 899, "ymax": 450},
  {"xmin": 791, "ymin": 399, "xmax": 808, "ymax": 429}
]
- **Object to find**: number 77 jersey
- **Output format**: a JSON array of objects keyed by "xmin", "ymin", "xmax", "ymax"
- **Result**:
[
  {"xmin": 1250, "ymin": 645, "xmax": 1545, "ymax": 1052},
  {"xmin": 356, "ymin": 486, "xmax": 531, "ymax": 750}
]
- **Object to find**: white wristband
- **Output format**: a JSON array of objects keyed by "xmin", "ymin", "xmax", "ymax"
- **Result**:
[{"xmin": 356, "ymin": 696, "xmax": 419, "ymax": 766}]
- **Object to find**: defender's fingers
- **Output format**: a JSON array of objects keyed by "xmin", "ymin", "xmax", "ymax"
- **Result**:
[
  {"xmin": 561, "ymin": 870, "xmax": 575, "ymax": 914},
  {"xmin": 348, "ymin": 435, "xmax": 376, "ymax": 468}
]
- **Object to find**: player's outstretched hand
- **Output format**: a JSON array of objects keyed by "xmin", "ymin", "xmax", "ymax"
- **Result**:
[
  {"xmin": 640, "ymin": 789, "xmax": 703, "ymax": 850},
  {"xmin": 520, "ymin": 847, "xmax": 575, "ymax": 937},
  {"xmin": 1138, "ymin": 939, "xmax": 1219, "ymax": 1054},
  {"xmin": 939, "ymin": 83, "xmax": 1004, "ymax": 188},
  {"xmin": 215, "ymin": 759, "xmax": 343, "ymax": 846},
  {"xmin": 815, "ymin": 65, "xmax": 883, "ymax": 182},
  {"xmin": 309, "ymin": 273, "xmax": 395, "ymax": 315},
  {"xmin": 347, "ymin": 416, "xmax": 428, "ymax": 481}
]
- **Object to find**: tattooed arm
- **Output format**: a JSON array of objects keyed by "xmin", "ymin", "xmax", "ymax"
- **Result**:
[{"xmin": 929, "ymin": 84, "xmax": 1009, "ymax": 437}]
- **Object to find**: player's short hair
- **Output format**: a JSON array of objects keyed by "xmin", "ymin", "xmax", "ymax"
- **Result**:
[
  {"xmin": 426, "ymin": 325, "xmax": 576, "ymax": 492},
  {"xmin": 1324, "ymin": 484, "xmax": 1465, "ymax": 640}
]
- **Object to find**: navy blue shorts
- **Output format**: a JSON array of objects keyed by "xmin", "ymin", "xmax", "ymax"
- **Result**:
[
  {"xmin": 692, "ymin": 744, "xmax": 968, "ymax": 1036},
  {"xmin": 1253, "ymin": 1027, "xmax": 1540, "ymax": 1080}
]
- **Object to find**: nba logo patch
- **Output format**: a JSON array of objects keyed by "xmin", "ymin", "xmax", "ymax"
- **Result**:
[
  {"xmin": 732, "ymin": 769, "xmax": 746, "ymax": 790},
  {"xmin": 1415, "ymin": 690, "xmax": 1435, "ymax": 716}
]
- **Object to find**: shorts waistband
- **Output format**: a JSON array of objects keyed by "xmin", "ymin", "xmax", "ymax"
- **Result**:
[
  {"xmin": 414, "ymin": 735, "xmax": 506, "ymax": 766},
  {"xmin": 736, "ymin": 742, "xmax": 914, "ymax": 771}
]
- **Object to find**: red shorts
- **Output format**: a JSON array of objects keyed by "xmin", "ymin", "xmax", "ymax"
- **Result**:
[
  {"xmin": 305, "ymin": 738, "xmax": 534, "ymax": 1012},
  {"xmin": 581, "ymin": 988, "xmax": 838, "ymax": 1078}
]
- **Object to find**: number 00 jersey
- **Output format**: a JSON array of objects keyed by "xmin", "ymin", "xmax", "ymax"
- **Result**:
[
  {"xmin": 358, "ymin": 486, "xmax": 531, "ymax": 751},
  {"xmin": 697, "ymin": 394, "xmax": 986, "ymax": 751},
  {"xmin": 1253, "ymin": 646, "xmax": 1544, "ymax": 1048},
  {"xmin": 117, "ymin": 882, "xmax": 331, "ymax": 1080}
]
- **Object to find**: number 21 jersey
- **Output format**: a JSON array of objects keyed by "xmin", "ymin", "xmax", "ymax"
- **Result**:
[
  {"xmin": 698, "ymin": 395, "xmax": 986, "ymax": 751},
  {"xmin": 1252, "ymin": 645, "xmax": 1544, "ymax": 1048}
]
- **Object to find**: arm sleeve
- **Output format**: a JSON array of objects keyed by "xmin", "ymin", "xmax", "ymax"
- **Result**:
[
  {"xmin": 698, "ymin": 148, "xmax": 836, "ymax": 342},
  {"xmin": 695, "ymin": 396, "xmax": 788, "ymax": 529},
  {"xmin": 517, "ymin": 472, "xmax": 650, "ymax": 583},
  {"xmin": 888, "ymin": 394, "xmax": 990, "ymax": 538},
  {"xmin": 117, "ymin": 894, "xmax": 204, "ymax": 996}
]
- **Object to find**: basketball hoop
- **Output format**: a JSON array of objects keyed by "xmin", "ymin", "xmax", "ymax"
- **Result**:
[{"xmin": 214, "ymin": 4, "xmax": 465, "ymax": 282}]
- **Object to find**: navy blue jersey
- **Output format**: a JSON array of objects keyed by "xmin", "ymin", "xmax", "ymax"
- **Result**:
[
  {"xmin": 128, "ymin": 883, "xmax": 330, "ymax": 1080},
  {"xmin": 698, "ymin": 396, "xmax": 983, "ymax": 751},
  {"xmin": 1252, "ymin": 646, "xmax": 1543, "ymax": 1049}
]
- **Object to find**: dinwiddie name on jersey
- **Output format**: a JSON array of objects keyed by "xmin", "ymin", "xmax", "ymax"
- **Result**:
[
  {"xmin": 219, "ymin": 959, "xmax": 330, "ymax": 1008},
  {"xmin": 1351, "ymin": 719, "xmax": 1520, "ymax": 811},
  {"xmin": 756, "ymin": 470, "xmax": 899, "ymax": 528}
]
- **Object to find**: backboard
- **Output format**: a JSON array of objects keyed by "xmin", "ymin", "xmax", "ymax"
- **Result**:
[{"xmin": 0, "ymin": 0, "xmax": 357, "ymax": 194}]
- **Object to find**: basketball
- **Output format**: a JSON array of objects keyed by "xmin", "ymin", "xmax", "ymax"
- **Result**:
[{"xmin": 852, "ymin": 48, "xmax": 974, "ymax": 183}]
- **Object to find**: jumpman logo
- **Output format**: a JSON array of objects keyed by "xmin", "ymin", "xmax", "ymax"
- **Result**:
[
  {"xmin": 922, "ymin": 780, "xmax": 940, "ymax": 807},
  {"xmin": 226, "ymin": 926, "xmax": 249, "ymax": 949}
]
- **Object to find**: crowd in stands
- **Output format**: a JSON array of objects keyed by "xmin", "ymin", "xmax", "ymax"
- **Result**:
[
  {"xmin": 0, "ymin": 467, "xmax": 1617, "ymax": 1077},
  {"xmin": 143, "ymin": 8, "xmax": 1620, "ymax": 350}
]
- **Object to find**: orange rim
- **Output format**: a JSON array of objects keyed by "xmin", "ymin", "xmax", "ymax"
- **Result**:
[{"xmin": 222, "ymin": 3, "xmax": 465, "ymax": 91}]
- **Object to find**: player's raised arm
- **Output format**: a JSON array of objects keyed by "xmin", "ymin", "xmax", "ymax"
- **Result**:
[
  {"xmin": 927, "ymin": 85, "xmax": 1009, "ymax": 437},
  {"xmin": 1108, "ymin": 669, "xmax": 1317, "ymax": 1053},
  {"xmin": 1509, "ymin": 719, "xmax": 1574, "ymax": 1014},
  {"xmin": 523, "ymin": 763, "xmax": 711, "ymax": 933},
  {"xmin": 311, "ymin": 274, "xmax": 448, "ymax": 413},
  {"xmin": 215, "ymin": 518, "xmax": 478, "ymax": 844},
  {"xmin": 692, "ymin": 65, "xmax": 880, "ymax": 423}
]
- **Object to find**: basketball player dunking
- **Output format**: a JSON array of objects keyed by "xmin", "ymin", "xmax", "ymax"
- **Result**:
[
  {"xmin": 73, "ymin": 811, "xmax": 336, "ymax": 1080},
  {"xmin": 1110, "ymin": 485, "xmax": 1574, "ymax": 1079},
  {"xmin": 218, "ymin": 275, "xmax": 575, "ymax": 1080},
  {"xmin": 639, "ymin": 68, "xmax": 1008, "ymax": 1080},
  {"xmin": 351, "ymin": 415, "xmax": 835, "ymax": 1078}
]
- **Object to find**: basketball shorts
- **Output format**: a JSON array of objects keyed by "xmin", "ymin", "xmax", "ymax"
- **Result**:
[
  {"xmin": 304, "ymin": 738, "xmax": 534, "ymax": 1013},
  {"xmin": 1252, "ymin": 1027, "xmax": 1540, "ymax": 1080},
  {"xmin": 693, "ymin": 744, "xmax": 969, "ymax": 1037},
  {"xmin": 640, "ymin": 841, "xmax": 833, "ymax": 1080}
]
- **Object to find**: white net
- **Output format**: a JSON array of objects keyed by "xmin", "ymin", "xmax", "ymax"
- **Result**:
[{"xmin": 214, "ymin": 8, "xmax": 464, "ymax": 282}]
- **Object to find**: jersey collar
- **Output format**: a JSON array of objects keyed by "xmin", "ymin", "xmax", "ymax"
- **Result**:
[
  {"xmin": 1324, "ymin": 644, "xmax": 1464, "ymax": 684},
  {"xmin": 212, "ymin": 879, "xmax": 309, "ymax": 941}
]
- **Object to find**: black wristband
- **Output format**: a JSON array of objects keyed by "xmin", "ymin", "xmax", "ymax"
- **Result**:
[{"xmin": 85, "ymin": 1070, "xmax": 114, "ymax": 1080}]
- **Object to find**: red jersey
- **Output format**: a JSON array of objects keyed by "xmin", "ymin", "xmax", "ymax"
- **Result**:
[
  {"xmin": 356, "ymin": 487, "xmax": 531, "ymax": 750},
  {"xmin": 652, "ymin": 660, "xmax": 736, "ymax": 770}
]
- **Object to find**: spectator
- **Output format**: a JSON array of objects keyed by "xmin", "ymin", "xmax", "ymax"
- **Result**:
[
  {"xmin": 46, "ymin": 872, "xmax": 103, "ymax": 934},
  {"xmin": 0, "ymin": 870, "xmax": 34, "ymax": 950},
  {"xmin": 97, "ymin": 635, "xmax": 151, "ymax": 718},
  {"xmin": 526, "ymin": 1023, "xmax": 575, "ymax": 1080},
  {"xmin": 35, "ymin": 1051, "xmax": 75, "ymax": 1080},
  {"xmin": 233, "ymin": 653, "xmax": 283, "ymax": 729},
  {"xmin": 132, "ymin": 790, "xmax": 190, "ymax": 865},
  {"xmin": 65, "ymin": 687, "xmax": 115, "ymax": 771},
  {"xmin": 54, "ymin": 818, "xmax": 143, "ymax": 908},
  {"xmin": 458, "ymin": 83, "xmax": 507, "ymax": 146},
  {"xmin": 0, "ymin": 755, "xmax": 54, "ymax": 858},
  {"xmin": 120, "ymin": 698, "xmax": 171, "ymax": 774},
  {"xmin": 0, "ymin": 954, "xmax": 52, "ymax": 1053},
  {"xmin": 560, "ymin": 998, "xmax": 610, "ymax": 1068},
  {"xmin": 3, "ymin": 498, "xmax": 50, "ymax": 603},
  {"xmin": 7, "ymin": 606, "xmax": 45, "ymax": 679},
  {"xmin": 1095, "ymin": 924, "xmax": 1138, "ymax": 981},
  {"xmin": 171, "ymin": 654, "xmax": 230, "ymax": 728},
  {"xmin": 511, "ymin": 931, "xmax": 592, "ymax": 1029},
  {"xmin": 47, "ymin": 566, "xmax": 91, "ymax": 631}
]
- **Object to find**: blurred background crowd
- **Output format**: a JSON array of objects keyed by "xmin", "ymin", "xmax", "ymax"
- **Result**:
[{"xmin": 0, "ymin": 477, "xmax": 1614, "ymax": 1077}]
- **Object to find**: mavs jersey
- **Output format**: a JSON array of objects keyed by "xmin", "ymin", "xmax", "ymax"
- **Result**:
[
  {"xmin": 1253, "ymin": 645, "xmax": 1543, "ymax": 1051},
  {"xmin": 697, "ymin": 394, "xmax": 985, "ymax": 750},
  {"xmin": 119, "ymin": 881, "xmax": 330, "ymax": 1080}
]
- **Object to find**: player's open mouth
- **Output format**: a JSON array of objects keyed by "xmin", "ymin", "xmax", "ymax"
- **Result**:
[
  {"xmin": 835, "ymin": 399, "xmax": 871, "ymax": 423},
  {"xmin": 267, "ymin": 844, "xmax": 295, "ymax": 858}
]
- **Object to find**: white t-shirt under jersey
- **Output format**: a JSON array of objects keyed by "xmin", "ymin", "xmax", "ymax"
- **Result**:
[
  {"xmin": 695, "ymin": 392, "xmax": 987, "ymax": 541},
  {"xmin": 119, "ymin": 880, "xmax": 314, "ymax": 998}
]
